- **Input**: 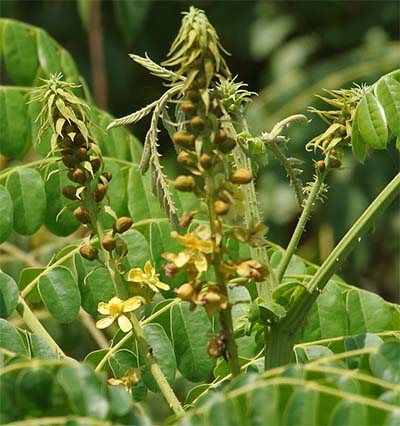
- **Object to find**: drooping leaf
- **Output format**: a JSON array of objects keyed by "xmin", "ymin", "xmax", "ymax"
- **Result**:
[
  {"xmin": 6, "ymin": 168, "xmax": 46, "ymax": 235},
  {"xmin": 0, "ymin": 87, "xmax": 29, "ymax": 158},
  {"xmin": 355, "ymin": 92, "xmax": 388, "ymax": 150},
  {"xmin": 171, "ymin": 302, "xmax": 215, "ymax": 382},
  {"xmin": 58, "ymin": 364, "xmax": 109, "ymax": 419},
  {"xmin": 0, "ymin": 318, "xmax": 28, "ymax": 356},
  {"xmin": 2, "ymin": 20, "xmax": 38, "ymax": 85},
  {"xmin": 38, "ymin": 266, "xmax": 81, "ymax": 323},
  {"xmin": 375, "ymin": 76, "xmax": 400, "ymax": 137},
  {"xmin": 0, "ymin": 186, "xmax": 13, "ymax": 243},
  {"xmin": 142, "ymin": 323, "xmax": 176, "ymax": 392},
  {"xmin": 0, "ymin": 272, "xmax": 19, "ymax": 318}
]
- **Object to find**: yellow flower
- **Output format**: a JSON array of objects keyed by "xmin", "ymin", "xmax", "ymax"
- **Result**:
[
  {"xmin": 95, "ymin": 296, "xmax": 142, "ymax": 332},
  {"xmin": 163, "ymin": 225, "xmax": 214, "ymax": 275},
  {"xmin": 126, "ymin": 260, "xmax": 170, "ymax": 292}
]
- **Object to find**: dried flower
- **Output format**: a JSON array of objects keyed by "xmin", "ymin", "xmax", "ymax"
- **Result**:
[
  {"xmin": 108, "ymin": 368, "xmax": 141, "ymax": 391},
  {"xmin": 236, "ymin": 260, "xmax": 269, "ymax": 282}
]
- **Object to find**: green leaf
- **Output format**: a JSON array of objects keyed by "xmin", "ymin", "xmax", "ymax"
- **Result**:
[
  {"xmin": 109, "ymin": 349, "xmax": 139, "ymax": 378},
  {"xmin": 272, "ymin": 281, "xmax": 306, "ymax": 307},
  {"xmin": 300, "ymin": 281, "xmax": 347, "ymax": 342},
  {"xmin": 3, "ymin": 20, "xmax": 38, "ymax": 85},
  {"xmin": 17, "ymin": 367, "xmax": 53, "ymax": 409},
  {"xmin": 351, "ymin": 117, "xmax": 367, "ymax": 163},
  {"xmin": 103, "ymin": 159, "xmax": 127, "ymax": 217},
  {"xmin": 375, "ymin": 76, "xmax": 400, "ymax": 137},
  {"xmin": 120, "ymin": 229, "xmax": 151, "ymax": 270},
  {"xmin": 60, "ymin": 48, "xmax": 80, "ymax": 84},
  {"xmin": 171, "ymin": 302, "xmax": 215, "ymax": 382},
  {"xmin": 142, "ymin": 323, "xmax": 176, "ymax": 392},
  {"xmin": 84, "ymin": 349, "xmax": 108, "ymax": 369},
  {"xmin": 344, "ymin": 333, "xmax": 383, "ymax": 368},
  {"xmin": 38, "ymin": 266, "xmax": 81, "ymax": 323},
  {"xmin": 370, "ymin": 341, "xmax": 400, "ymax": 384},
  {"xmin": 113, "ymin": 0, "xmax": 150, "ymax": 45},
  {"xmin": 330, "ymin": 401, "xmax": 367, "ymax": 426},
  {"xmin": 18, "ymin": 267, "xmax": 44, "ymax": 304},
  {"xmin": 346, "ymin": 289, "xmax": 393, "ymax": 334},
  {"xmin": 28, "ymin": 333, "xmax": 55, "ymax": 360},
  {"xmin": 36, "ymin": 28, "xmax": 62, "ymax": 75},
  {"xmin": 77, "ymin": 0, "xmax": 90, "ymax": 29},
  {"xmin": 107, "ymin": 384, "xmax": 132, "ymax": 417},
  {"xmin": 0, "ymin": 318, "xmax": 28, "ymax": 356},
  {"xmin": 0, "ymin": 87, "xmax": 29, "ymax": 158},
  {"xmin": 295, "ymin": 345, "xmax": 334, "ymax": 363},
  {"xmin": 28, "ymin": 92, "xmax": 52, "ymax": 157},
  {"xmin": 58, "ymin": 364, "xmax": 109, "ymax": 419},
  {"xmin": 6, "ymin": 168, "xmax": 46, "ymax": 235},
  {"xmin": 284, "ymin": 388, "xmax": 319, "ymax": 425},
  {"xmin": 44, "ymin": 163, "xmax": 80, "ymax": 236},
  {"xmin": 0, "ymin": 272, "xmax": 19, "ymax": 318},
  {"xmin": 0, "ymin": 186, "xmax": 13, "ymax": 243},
  {"xmin": 356, "ymin": 92, "xmax": 388, "ymax": 150}
]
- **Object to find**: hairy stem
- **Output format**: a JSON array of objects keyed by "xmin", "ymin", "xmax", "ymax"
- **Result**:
[
  {"xmin": 266, "ymin": 171, "xmax": 400, "ymax": 369},
  {"xmin": 276, "ymin": 169, "xmax": 327, "ymax": 283},
  {"xmin": 16, "ymin": 296, "xmax": 65, "ymax": 358}
]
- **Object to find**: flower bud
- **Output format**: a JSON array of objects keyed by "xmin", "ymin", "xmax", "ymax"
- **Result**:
[
  {"xmin": 75, "ymin": 147, "xmax": 89, "ymax": 162},
  {"xmin": 214, "ymin": 200, "xmax": 230, "ymax": 216},
  {"xmin": 61, "ymin": 136, "xmax": 73, "ymax": 148},
  {"xmin": 175, "ymin": 283, "xmax": 196, "ymax": 301},
  {"xmin": 73, "ymin": 207, "xmax": 92, "ymax": 224},
  {"xmin": 90, "ymin": 157, "xmax": 102, "ymax": 173},
  {"xmin": 114, "ymin": 216, "xmax": 133, "ymax": 234},
  {"xmin": 218, "ymin": 137, "xmax": 236, "ymax": 153},
  {"xmin": 177, "ymin": 151, "xmax": 196, "ymax": 168},
  {"xmin": 102, "ymin": 172, "xmax": 112, "ymax": 182},
  {"xmin": 329, "ymin": 159, "xmax": 342, "ymax": 169},
  {"xmin": 70, "ymin": 168, "xmax": 86, "ymax": 184},
  {"xmin": 173, "ymin": 175, "xmax": 196, "ymax": 192},
  {"xmin": 213, "ymin": 130, "xmax": 227, "ymax": 145},
  {"xmin": 230, "ymin": 168, "xmax": 253, "ymax": 184},
  {"xmin": 181, "ymin": 101, "xmax": 196, "ymax": 116},
  {"xmin": 102, "ymin": 234, "xmax": 116, "ymax": 252},
  {"xmin": 63, "ymin": 123, "xmax": 77, "ymax": 134},
  {"xmin": 199, "ymin": 153, "xmax": 213, "ymax": 169},
  {"xmin": 79, "ymin": 244, "xmax": 98, "ymax": 261},
  {"xmin": 190, "ymin": 116, "xmax": 205, "ymax": 132},
  {"xmin": 173, "ymin": 131, "xmax": 195, "ymax": 149},
  {"xmin": 61, "ymin": 154, "xmax": 76, "ymax": 169},
  {"xmin": 314, "ymin": 160, "xmax": 326, "ymax": 172},
  {"xmin": 74, "ymin": 133, "xmax": 86, "ymax": 146},
  {"xmin": 92, "ymin": 183, "xmax": 107, "ymax": 203},
  {"xmin": 61, "ymin": 185, "xmax": 77, "ymax": 200},
  {"xmin": 187, "ymin": 89, "xmax": 200, "ymax": 103},
  {"xmin": 179, "ymin": 210, "xmax": 197, "ymax": 228}
]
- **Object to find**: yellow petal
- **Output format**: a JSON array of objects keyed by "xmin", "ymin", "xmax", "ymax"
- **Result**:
[
  {"xmin": 122, "ymin": 297, "xmax": 142, "ymax": 312},
  {"xmin": 96, "ymin": 316, "xmax": 115, "ymax": 329},
  {"xmin": 144, "ymin": 260, "xmax": 154, "ymax": 279},
  {"xmin": 126, "ymin": 268, "xmax": 145, "ymax": 283},
  {"xmin": 109, "ymin": 296, "xmax": 122, "ymax": 304},
  {"xmin": 155, "ymin": 281, "xmax": 170, "ymax": 291},
  {"xmin": 175, "ymin": 251, "xmax": 191, "ymax": 267},
  {"xmin": 193, "ymin": 252, "xmax": 207, "ymax": 273},
  {"xmin": 118, "ymin": 315, "xmax": 133, "ymax": 332},
  {"xmin": 108, "ymin": 378, "xmax": 123, "ymax": 386},
  {"xmin": 97, "ymin": 302, "xmax": 110, "ymax": 315},
  {"xmin": 147, "ymin": 282, "xmax": 159, "ymax": 292}
]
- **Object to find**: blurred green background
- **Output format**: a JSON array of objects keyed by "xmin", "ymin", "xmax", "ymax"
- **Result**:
[{"xmin": 2, "ymin": 0, "xmax": 399, "ymax": 304}]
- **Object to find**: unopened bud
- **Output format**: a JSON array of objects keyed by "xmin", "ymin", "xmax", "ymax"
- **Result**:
[
  {"xmin": 90, "ymin": 157, "xmax": 102, "ymax": 173},
  {"xmin": 230, "ymin": 168, "xmax": 253, "ymax": 184},
  {"xmin": 73, "ymin": 207, "xmax": 92, "ymax": 224},
  {"xmin": 187, "ymin": 90, "xmax": 200, "ymax": 103},
  {"xmin": 173, "ymin": 175, "xmax": 196, "ymax": 192},
  {"xmin": 199, "ymin": 153, "xmax": 213, "ymax": 169},
  {"xmin": 75, "ymin": 147, "xmax": 89, "ymax": 162},
  {"xmin": 219, "ymin": 137, "xmax": 236, "ymax": 153},
  {"xmin": 114, "ymin": 216, "xmax": 133, "ymax": 234},
  {"xmin": 92, "ymin": 183, "xmax": 107, "ymax": 203},
  {"xmin": 79, "ymin": 244, "xmax": 98, "ymax": 261},
  {"xmin": 179, "ymin": 210, "xmax": 197, "ymax": 228},
  {"xmin": 173, "ymin": 131, "xmax": 195, "ymax": 149},
  {"xmin": 69, "ymin": 168, "xmax": 86, "ymax": 184},
  {"xmin": 61, "ymin": 154, "xmax": 76, "ymax": 169},
  {"xmin": 177, "ymin": 151, "xmax": 196, "ymax": 168},
  {"xmin": 102, "ymin": 234, "xmax": 116, "ymax": 252},
  {"xmin": 102, "ymin": 172, "xmax": 112, "ymax": 182},
  {"xmin": 213, "ymin": 130, "xmax": 227, "ymax": 145},
  {"xmin": 61, "ymin": 185, "xmax": 77, "ymax": 200},
  {"xmin": 175, "ymin": 283, "xmax": 196, "ymax": 301},
  {"xmin": 329, "ymin": 159, "xmax": 342, "ymax": 169},
  {"xmin": 314, "ymin": 160, "xmax": 326, "ymax": 172},
  {"xmin": 61, "ymin": 136, "xmax": 73, "ymax": 148},
  {"xmin": 190, "ymin": 116, "xmax": 205, "ymax": 132},
  {"xmin": 214, "ymin": 200, "xmax": 230, "ymax": 216},
  {"xmin": 181, "ymin": 101, "xmax": 196, "ymax": 117}
]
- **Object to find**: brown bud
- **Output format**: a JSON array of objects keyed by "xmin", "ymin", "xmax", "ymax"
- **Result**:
[
  {"xmin": 75, "ymin": 147, "xmax": 89, "ymax": 162},
  {"xmin": 175, "ymin": 283, "xmax": 196, "ymax": 301},
  {"xmin": 74, "ymin": 133, "xmax": 86, "ymax": 146},
  {"xmin": 190, "ymin": 116, "xmax": 205, "ymax": 132},
  {"xmin": 207, "ymin": 337, "xmax": 225, "ymax": 358},
  {"xmin": 114, "ymin": 216, "xmax": 133, "ymax": 234},
  {"xmin": 90, "ymin": 157, "xmax": 102, "ymax": 173},
  {"xmin": 73, "ymin": 207, "xmax": 92, "ymax": 224},
  {"xmin": 63, "ymin": 123, "xmax": 77, "ymax": 134},
  {"xmin": 102, "ymin": 234, "xmax": 116, "ymax": 252},
  {"xmin": 61, "ymin": 136, "xmax": 73, "ymax": 148},
  {"xmin": 61, "ymin": 185, "xmax": 77, "ymax": 200},
  {"xmin": 79, "ymin": 244, "xmax": 98, "ymax": 261},
  {"xmin": 102, "ymin": 172, "xmax": 112, "ymax": 182},
  {"xmin": 199, "ymin": 153, "xmax": 213, "ymax": 170},
  {"xmin": 181, "ymin": 101, "xmax": 196, "ymax": 117},
  {"xmin": 179, "ymin": 210, "xmax": 197, "ymax": 228},
  {"xmin": 61, "ymin": 154, "xmax": 76, "ymax": 169},
  {"xmin": 177, "ymin": 151, "xmax": 196, "ymax": 168},
  {"xmin": 230, "ymin": 168, "xmax": 253, "ymax": 184},
  {"xmin": 219, "ymin": 137, "xmax": 236, "ymax": 153},
  {"xmin": 187, "ymin": 89, "xmax": 200, "ymax": 103},
  {"xmin": 92, "ymin": 183, "xmax": 107, "ymax": 203},
  {"xmin": 329, "ymin": 159, "xmax": 342, "ymax": 169},
  {"xmin": 70, "ymin": 168, "xmax": 86, "ymax": 184},
  {"xmin": 196, "ymin": 77, "xmax": 206, "ymax": 89},
  {"xmin": 214, "ymin": 200, "xmax": 230, "ymax": 216},
  {"xmin": 213, "ymin": 130, "xmax": 227, "ymax": 145},
  {"xmin": 173, "ymin": 131, "xmax": 195, "ymax": 149},
  {"xmin": 314, "ymin": 160, "xmax": 326, "ymax": 172},
  {"xmin": 173, "ymin": 175, "xmax": 196, "ymax": 192}
]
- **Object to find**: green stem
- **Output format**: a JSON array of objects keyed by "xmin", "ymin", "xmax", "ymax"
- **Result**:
[
  {"xmin": 227, "ymin": 113, "xmax": 277, "ymax": 301},
  {"xmin": 16, "ymin": 296, "xmax": 65, "ymax": 358},
  {"xmin": 266, "ymin": 171, "xmax": 400, "ymax": 369},
  {"xmin": 276, "ymin": 170, "xmax": 327, "ymax": 283}
]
